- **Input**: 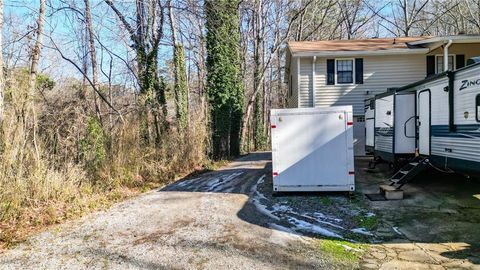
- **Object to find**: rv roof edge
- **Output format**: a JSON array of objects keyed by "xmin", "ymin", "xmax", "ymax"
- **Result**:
[
  {"xmin": 466, "ymin": 56, "xmax": 480, "ymax": 65},
  {"xmin": 396, "ymin": 58, "xmax": 480, "ymax": 93},
  {"xmin": 396, "ymin": 72, "xmax": 448, "ymax": 92}
]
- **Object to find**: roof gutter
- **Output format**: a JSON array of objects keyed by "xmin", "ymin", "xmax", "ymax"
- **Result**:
[{"xmin": 291, "ymin": 48, "xmax": 429, "ymax": 57}]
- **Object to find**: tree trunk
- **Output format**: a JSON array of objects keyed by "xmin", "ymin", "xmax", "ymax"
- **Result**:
[
  {"xmin": 28, "ymin": 0, "xmax": 46, "ymax": 161},
  {"xmin": 169, "ymin": 1, "xmax": 189, "ymax": 131},
  {"xmin": 84, "ymin": 0, "xmax": 102, "ymax": 122}
]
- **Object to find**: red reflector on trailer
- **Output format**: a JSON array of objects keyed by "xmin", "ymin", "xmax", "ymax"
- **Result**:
[
  {"xmin": 347, "ymin": 122, "xmax": 353, "ymax": 126},
  {"xmin": 273, "ymin": 172, "xmax": 278, "ymax": 176},
  {"xmin": 348, "ymin": 171, "xmax": 355, "ymax": 175},
  {"xmin": 271, "ymin": 125, "xmax": 276, "ymax": 128}
]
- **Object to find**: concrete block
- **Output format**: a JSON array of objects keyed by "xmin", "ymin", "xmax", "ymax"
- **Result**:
[{"xmin": 379, "ymin": 185, "xmax": 404, "ymax": 200}]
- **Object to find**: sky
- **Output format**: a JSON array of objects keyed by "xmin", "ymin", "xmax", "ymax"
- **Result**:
[{"xmin": 4, "ymin": 0, "xmax": 175, "ymax": 89}]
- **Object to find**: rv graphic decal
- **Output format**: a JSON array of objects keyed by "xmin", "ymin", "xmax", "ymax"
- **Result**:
[
  {"xmin": 431, "ymin": 125, "xmax": 480, "ymax": 139},
  {"xmin": 374, "ymin": 127, "xmax": 394, "ymax": 137},
  {"xmin": 459, "ymin": 79, "xmax": 480, "ymax": 91}
]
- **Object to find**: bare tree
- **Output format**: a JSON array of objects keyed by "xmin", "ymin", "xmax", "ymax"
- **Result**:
[
  {"xmin": 84, "ymin": 0, "xmax": 102, "ymax": 121},
  {"xmin": 338, "ymin": 0, "xmax": 379, "ymax": 39},
  {"xmin": 374, "ymin": 0, "xmax": 430, "ymax": 36},
  {"xmin": 105, "ymin": 0, "xmax": 167, "ymax": 143},
  {"xmin": 240, "ymin": 0, "xmax": 314, "ymax": 150},
  {"xmin": 27, "ymin": 0, "xmax": 46, "ymax": 161}
]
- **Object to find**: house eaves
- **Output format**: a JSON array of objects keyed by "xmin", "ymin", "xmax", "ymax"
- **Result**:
[
  {"xmin": 292, "ymin": 48, "xmax": 430, "ymax": 58},
  {"xmin": 408, "ymin": 35, "xmax": 480, "ymax": 46}
]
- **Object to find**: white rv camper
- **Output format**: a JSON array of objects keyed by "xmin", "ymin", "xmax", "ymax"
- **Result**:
[
  {"xmin": 396, "ymin": 58, "xmax": 480, "ymax": 177},
  {"xmin": 372, "ymin": 91, "xmax": 417, "ymax": 166},
  {"xmin": 365, "ymin": 99, "xmax": 375, "ymax": 155},
  {"xmin": 270, "ymin": 106, "xmax": 355, "ymax": 192}
]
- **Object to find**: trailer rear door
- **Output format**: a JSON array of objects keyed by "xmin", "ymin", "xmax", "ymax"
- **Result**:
[{"xmin": 272, "ymin": 109, "xmax": 350, "ymax": 188}]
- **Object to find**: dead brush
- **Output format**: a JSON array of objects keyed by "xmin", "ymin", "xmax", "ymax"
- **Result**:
[
  {"xmin": 99, "ymin": 113, "xmax": 209, "ymax": 188},
  {"xmin": 0, "ymin": 72, "xmax": 210, "ymax": 248},
  {"xmin": 0, "ymin": 74, "xmax": 89, "ymax": 246}
]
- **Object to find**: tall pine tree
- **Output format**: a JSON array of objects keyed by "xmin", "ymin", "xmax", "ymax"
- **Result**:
[{"xmin": 205, "ymin": 0, "xmax": 244, "ymax": 159}]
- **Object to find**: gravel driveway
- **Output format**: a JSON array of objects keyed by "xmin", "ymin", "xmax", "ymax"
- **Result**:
[{"xmin": 0, "ymin": 152, "xmax": 351, "ymax": 270}]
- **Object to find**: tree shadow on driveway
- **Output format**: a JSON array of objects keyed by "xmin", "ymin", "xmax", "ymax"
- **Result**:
[{"xmin": 158, "ymin": 152, "xmax": 480, "ymax": 267}]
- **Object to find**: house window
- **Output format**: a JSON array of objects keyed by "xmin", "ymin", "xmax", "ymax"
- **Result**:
[
  {"xmin": 436, "ymin": 55, "xmax": 454, "ymax": 73},
  {"xmin": 476, "ymin": 95, "xmax": 480, "ymax": 122},
  {"xmin": 336, "ymin": 59, "xmax": 354, "ymax": 84}
]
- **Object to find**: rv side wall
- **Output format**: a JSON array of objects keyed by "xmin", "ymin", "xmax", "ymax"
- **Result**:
[{"xmin": 413, "ymin": 63, "xmax": 480, "ymax": 175}]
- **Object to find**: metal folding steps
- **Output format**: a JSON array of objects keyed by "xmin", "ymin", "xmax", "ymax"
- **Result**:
[{"xmin": 389, "ymin": 157, "xmax": 429, "ymax": 189}]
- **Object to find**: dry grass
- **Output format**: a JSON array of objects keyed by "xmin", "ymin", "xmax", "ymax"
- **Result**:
[{"xmin": 0, "ymin": 72, "xmax": 210, "ymax": 249}]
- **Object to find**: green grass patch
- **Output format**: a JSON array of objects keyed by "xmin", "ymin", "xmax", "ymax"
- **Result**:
[
  {"xmin": 355, "ymin": 214, "xmax": 379, "ymax": 230},
  {"xmin": 318, "ymin": 196, "xmax": 333, "ymax": 206},
  {"xmin": 319, "ymin": 239, "xmax": 365, "ymax": 264}
]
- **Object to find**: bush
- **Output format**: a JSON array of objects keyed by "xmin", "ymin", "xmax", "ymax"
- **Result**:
[{"xmin": 80, "ymin": 116, "xmax": 107, "ymax": 173}]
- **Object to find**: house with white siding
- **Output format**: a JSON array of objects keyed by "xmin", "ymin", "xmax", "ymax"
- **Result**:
[{"xmin": 285, "ymin": 35, "xmax": 480, "ymax": 155}]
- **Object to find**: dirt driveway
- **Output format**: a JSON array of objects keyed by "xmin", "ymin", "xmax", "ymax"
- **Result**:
[
  {"xmin": 1, "ymin": 153, "xmax": 479, "ymax": 269},
  {"xmin": 0, "ymin": 153, "xmax": 355, "ymax": 269}
]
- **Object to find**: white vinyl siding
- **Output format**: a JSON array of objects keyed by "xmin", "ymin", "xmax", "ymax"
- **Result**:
[
  {"xmin": 299, "ymin": 58, "xmax": 314, "ymax": 107},
  {"xmin": 312, "ymin": 54, "xmax": 426, "ymax": 115}
]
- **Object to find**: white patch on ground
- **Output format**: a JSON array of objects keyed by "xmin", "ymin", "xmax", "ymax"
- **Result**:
[
  {"xmin": 251, "ymin": 176, "xmax": 347, "ymax": 239},
  {"xmin": 366, "ymin": 212, "xmax": 376, "ymax": 217},
  {"xmin": 287, "ymin": 217, "xmax": 343, "ymax": 239},
  {"xmin": 351, "ymin": 227, "xmax": 374, "ymax": 236},
  {"xmin": 300, "ymin": 214, "xmax": 345, "ymax": 230},
  {"xmin": 311, "ymin": 212, "xmax": 343, "ymax": 223},
  {"xmin": 338, "ymin": 244, "xmax": 363, "ymax": 253},
  {"xmin": 392, "ymin": 226, "xmax": 403, "ymax": 235},
  {"xmin": 271, "ymin": 203, "xmax": 294, "ymax": 213},
  {"xmin": 250, "ymin": 175, "xmax": 280, "ymax": 221},
  {"xmin": 268, "ymin": 223, "xmax": 305, "ymax": 246},
  {"xmin": 176, "ymin": 177, "xmax": 200, "ymax": 187},
  {"xmin": 206, "ymin": 172, "xmax": 244, "ymax": 192}
]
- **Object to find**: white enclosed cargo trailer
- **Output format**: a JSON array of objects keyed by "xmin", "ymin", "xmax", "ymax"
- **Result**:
[{"xmin": 270, "ymin": 106, "xmax": 355, "ymax": 192}]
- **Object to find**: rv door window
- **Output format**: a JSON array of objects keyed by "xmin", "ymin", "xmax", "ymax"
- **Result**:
[{"xmin": 476, "ymin": 95, "xmax": 480, "ymax": 122}]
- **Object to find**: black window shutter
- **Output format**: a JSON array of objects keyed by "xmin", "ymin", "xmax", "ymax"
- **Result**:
[
  {"xmin": 355, "ymin": 58, "xmax": 364, "ymax": 84},
  {"xmin": 426, "ymin": 55, "xmax": 435, "ymax": 77},
  {"xmin": 327, "ymin": 59, "xmax": 335, "ymax": 85},
  {"xmin": 456, "ymin": 54, "xmax": 465, "ymax": 69}
]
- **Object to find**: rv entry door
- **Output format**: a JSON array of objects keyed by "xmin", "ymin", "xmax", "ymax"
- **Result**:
[{"xmin": 418, "ymin": 90, "xmax": 430, "ymax": 155}]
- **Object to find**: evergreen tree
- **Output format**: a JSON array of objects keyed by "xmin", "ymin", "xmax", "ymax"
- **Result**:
[
  {"xmin": 173, "ymin": 44, "xmax": 189, "ymax": 130},
  {"xmin": 205, "ymin": 0, "xmax": 244, "ymax": 159}
]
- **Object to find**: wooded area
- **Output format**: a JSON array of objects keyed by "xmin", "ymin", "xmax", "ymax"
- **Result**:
[{"xmin": 0, "ymin": 0, "xmax": 479, "ymax": 246}]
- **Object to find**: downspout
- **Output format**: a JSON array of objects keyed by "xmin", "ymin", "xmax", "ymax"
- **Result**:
[
  {"xmin": 444, "ymin": 39, "xmax": 453, "ymax": 72},
  {"xmin": 444, "ymin": 39, "xmax": 454, "ymax": 132}
]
